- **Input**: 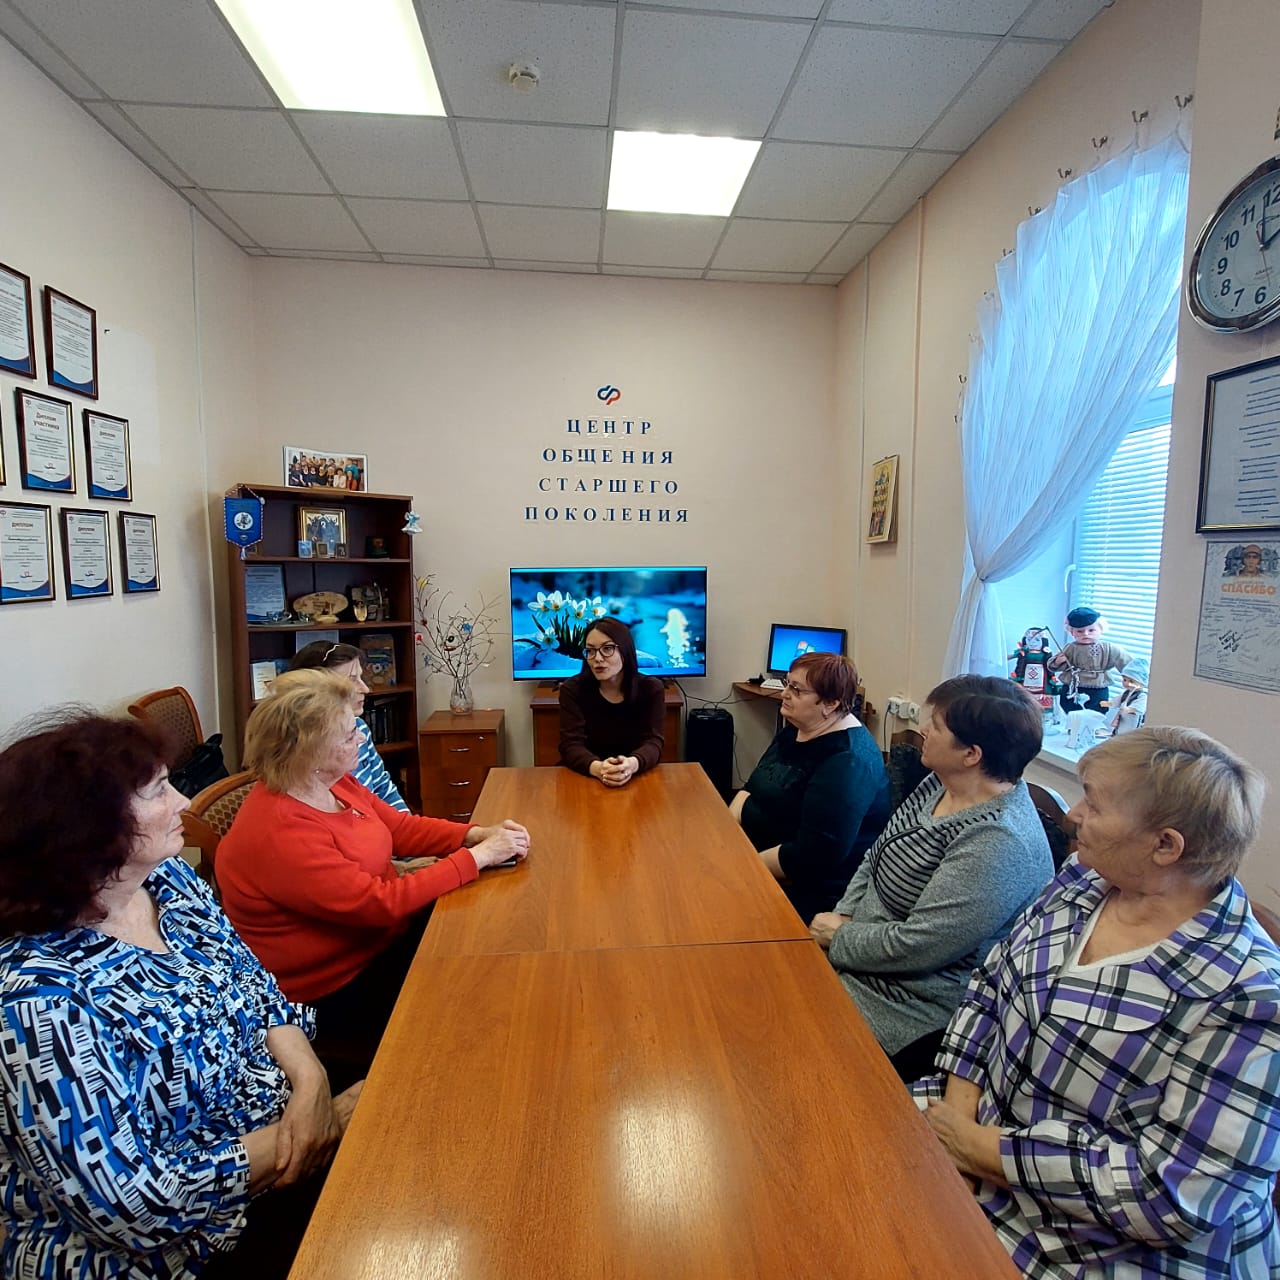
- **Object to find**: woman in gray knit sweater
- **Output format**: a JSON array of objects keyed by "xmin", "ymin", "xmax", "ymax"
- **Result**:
[{"xmin": 810, "ymin": 676, "xmax": 1053, "ymax": 1081}]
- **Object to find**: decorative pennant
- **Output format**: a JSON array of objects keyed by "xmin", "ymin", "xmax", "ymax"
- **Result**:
[{"xmin": 224, "ymin": 495, "xmax": 264, "ymax": 558}]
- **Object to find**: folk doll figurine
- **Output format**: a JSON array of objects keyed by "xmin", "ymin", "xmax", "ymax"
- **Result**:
[
  {"xmin": 1008, "ymin": 627, "xmax": 1060, "ymax": 712},
  {"xmin": 1100, "ymin": 657, "xmax": 1149, "ymax": 737},
  {"xmin": 1047, "ymin": 606, "xmax": 1131, "ymax": 714}
]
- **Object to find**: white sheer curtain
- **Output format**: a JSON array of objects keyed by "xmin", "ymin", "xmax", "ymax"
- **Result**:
[{"xmin": 941, "ymin": 133, "xmax": 1189, "ymax": 678}]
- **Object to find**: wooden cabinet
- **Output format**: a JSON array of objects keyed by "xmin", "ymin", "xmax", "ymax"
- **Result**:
[
  {"xmin": 529, "ymin": 683, "xmax": 682, "ymax": 767},
  {"xmin": 419, "ymin": 710, "xmax": 505, "ymax": 821},
  {"xmin": 226, "ymin": 483, "xmax": 420, "ymax": 809}
]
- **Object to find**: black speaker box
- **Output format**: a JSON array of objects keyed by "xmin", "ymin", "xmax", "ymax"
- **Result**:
[{"xmin": 686, "ymin": 707, "xmax": 734, "ymax": 801}]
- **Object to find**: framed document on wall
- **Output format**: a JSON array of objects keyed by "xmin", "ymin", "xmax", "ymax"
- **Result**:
[
  {"xmin": 0, "ymin": 501, "xmax": 55, "ymax": 604},
  {"xmin": 83, "ymin": 410, "xmax": 131, "ymax": 500},
  {"xmin": 60, "ymin": 508, "xmax": 112, "ymax": 598},
  {"xmin": 1197, "ymin": 355, "xmax": 1280, "ymax": 532},
  {"xmin": 0, "ymin": 262, "xmax": 36, "ymax": 379},
  {"xmin": 43, "ymin": 286, "xmax": 98, "ymax": 399},
  {"xmin": 16, "ymin": 389, "xmax": 74, "ymax": 492},
  {"xmin": 119, "ymin": 511, "xmax": 159, "ymax": 593}
]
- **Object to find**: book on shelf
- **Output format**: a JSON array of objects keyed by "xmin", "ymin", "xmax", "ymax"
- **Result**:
[
  {"xmin": 250, "ymin": 658, "xmax": 290, "ymax": 701},
  {"xmin": 366, "ymin": 695, "xmax": 402, "ymax": 744},
  {"xmin": 359, "ymin": 633, "xmax": 397, "ymax": 687}
]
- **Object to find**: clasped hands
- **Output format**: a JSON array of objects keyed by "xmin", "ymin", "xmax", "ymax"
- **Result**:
[
  {"xmin": 464, "ymin": 819, "xmax": 532, "ymax": 868},
  {"xmin": 272, "ymin": 1076, "xmax": 364, "ymax": 1189},
  {"xmin": 591, "ymin": 755, "xmax": 639, "ymax": 787}
]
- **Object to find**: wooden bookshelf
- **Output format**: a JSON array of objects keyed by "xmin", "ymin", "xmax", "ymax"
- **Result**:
[{"xmin": 226, "ymin": 483, "xmax": 421, "ymax": 809}]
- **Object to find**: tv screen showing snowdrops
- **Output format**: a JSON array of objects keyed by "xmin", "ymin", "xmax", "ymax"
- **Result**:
[{"xmin": 509, "ymin": 566, "xmax": 708, "ymax": 681}]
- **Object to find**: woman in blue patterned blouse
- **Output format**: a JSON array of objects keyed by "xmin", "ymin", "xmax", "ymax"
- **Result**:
[
  {"xmin": 916, "ymin": 726, "xmax": 1280, "ymax": 1278},
  {"xmin": 0, "ymin": 711, "xmax": 362, "ymax": 1279}
]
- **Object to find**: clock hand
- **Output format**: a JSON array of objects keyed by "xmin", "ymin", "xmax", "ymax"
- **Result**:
[{"xmin": 1258, "ymin": 218, "xmax": 1280, "ymax": 251}]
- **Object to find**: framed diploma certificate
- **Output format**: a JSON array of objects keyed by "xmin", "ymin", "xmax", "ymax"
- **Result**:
[
  {"xmin": 119, "ymin": 511, "xmax": 160, "ymax": 593},
  {"xmin": 60, "ymin": 508, "xmax": 112, "ymax": 599},
  {"xmin": 43, "ymin": 286, "xmax": 98, "ymax": 399},
  {"xmin": 0, "ymin": 262, "xmax": 36, "ymax": 379},
  {"xmin": 0, "ymin": 502, "xmax": 55, "ymax": 604},
  {"xmin": 16, "ymin": 390, "xmax": 74, "ymax": 492},
  {"xmin": 83, "ymin": 410, "xmax": 132, "ymax": 500}
]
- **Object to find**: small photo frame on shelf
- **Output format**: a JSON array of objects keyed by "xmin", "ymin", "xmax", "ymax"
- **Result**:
[
  {"xmin": 59, "ymin": 507, "xmax": 112, "ymax": 598},
  {"xmin": 297, "ymin": 539, "xmax": 313, "ymax": 558},
  {"xmin": 16, "ymin": 389, "xmax": 75, "ymax": 493},
  {"xmin": 298, "ymin": 506, "xmax": 346, "ymax": 547},
  {"xmin": 1197, "ymin": 355, "xmax": 1280, "ymax": 533},
  {"xmin": 284, "ymin": 446, "xmax": 368, "ymax": 492},
  {"xmin": 0, "ymin": 501, "xmax": 55, "ymax": 604},
  {"xmin": 866, "ymin": 454, "xmax": 899, "ymax": 544},
  {"xmin": 83, "ymin": 410, "xmax": 131, "ymax": 500},
  {"xmin": 333, "ymin": 541, "xmax": 348, "ymax": 558},
  {"xmin": 315, "ymin": 540, "xmax": 332, "ymax": 558},
  {"xmin": 43, "ymin": 286, "xmax": 98, "ymax": 399},
  {"xmin": 119, "ymin": 511, "xmax": 160, "ymax": 593},
  {"xmin": 0, "ymin": 262, "xmax": 36, "ymax": 379}
]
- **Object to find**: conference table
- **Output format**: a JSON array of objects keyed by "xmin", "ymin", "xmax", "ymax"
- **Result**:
[{"xmin": 288, "ymin": 764, "xmax": 1017, "ymax": 1280}]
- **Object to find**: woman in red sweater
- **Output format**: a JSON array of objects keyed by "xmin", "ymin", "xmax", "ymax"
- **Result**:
[{"xmin": 218, "ymin": 672, "xmax": 529, "ymax": 1054}]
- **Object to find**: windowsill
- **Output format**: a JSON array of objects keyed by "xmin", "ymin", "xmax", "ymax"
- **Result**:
[{"xmin": 1036, "ymin": 730, "xmax": 1098, "ymax": 776}]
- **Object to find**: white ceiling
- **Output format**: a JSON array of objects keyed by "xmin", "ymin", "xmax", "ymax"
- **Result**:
[{"xmin": 0, "ymin": 0, "xmax": 1110, "ymax": 284}]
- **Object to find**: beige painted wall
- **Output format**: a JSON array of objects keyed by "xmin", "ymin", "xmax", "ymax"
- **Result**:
[
  {"xmin": 1151, "ymin": 0, "xmax": 1280, "ymax": 903},
  {"xmin": 202, "ymin": 261, "xmax": 838, "ymax": 773},
  {"xmin": 0, "ymin": 39, "xmax": 232, "ymax": 733}
]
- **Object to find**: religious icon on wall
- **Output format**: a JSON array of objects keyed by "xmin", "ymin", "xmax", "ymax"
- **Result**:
[{"xmin": 866, "ymin": 455, "xmax": 899, "ymax": 544}]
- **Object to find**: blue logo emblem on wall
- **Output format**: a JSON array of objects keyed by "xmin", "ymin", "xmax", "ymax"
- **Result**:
[{"xmin": 597, "ymin": 384, "xmax": 621, "ymax": 406}]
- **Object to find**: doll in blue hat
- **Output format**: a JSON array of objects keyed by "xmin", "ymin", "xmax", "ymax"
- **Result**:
[{"xmin": 1100, "ymin": 657, "xmax": 1149, "ymax": 736}]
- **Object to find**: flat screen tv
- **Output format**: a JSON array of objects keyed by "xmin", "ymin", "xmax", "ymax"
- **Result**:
[
  {"xmin": 767, "ymin": 622, "xmax": 847, "ymax": 674},
  {"xmin": 510, "ymin": 565, "xmax": 708, "ymax": 681}
]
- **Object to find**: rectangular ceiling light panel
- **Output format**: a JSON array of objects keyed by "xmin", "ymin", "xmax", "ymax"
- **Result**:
[
  {"xmin": 214, "ymin": 0, "xmax": 445, "ymax": 115},
  {"xmin": 608, "ymin": 131, "xmax": 760, "ymax": 217}
]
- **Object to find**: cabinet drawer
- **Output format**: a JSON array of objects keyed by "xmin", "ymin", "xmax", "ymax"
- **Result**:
[{"xmin": 420, "ymin": 733, "xmax": 499, "ymax": 771}]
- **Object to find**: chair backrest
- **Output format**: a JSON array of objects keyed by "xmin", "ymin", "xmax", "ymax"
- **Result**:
[
  {"xmin": 128, "ymin": 687, "xmax": 203, "ymax": 767},
  {"xmin": 181, "ymin": 770, "xmax": 256, "ymax": 890},
  {"xmin": 1026, "ymin": 782, "xmax": 1077, "ymax": 871},
  {"xmin": 887, "ymin": 729, "xmax": 928, "ymax": 811}
]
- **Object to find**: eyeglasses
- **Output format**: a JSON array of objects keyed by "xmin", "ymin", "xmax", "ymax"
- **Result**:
[
  {"xmin": 584, "ymin": 643, "xmax": 619, "ymax": 659},
  {"xmin": 782, "ymin": 679, "xmax": 818, "ymax": 696}
]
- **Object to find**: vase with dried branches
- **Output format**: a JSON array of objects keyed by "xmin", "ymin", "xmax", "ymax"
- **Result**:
[{"xmin": 414, "ymin": 576, "xmax": 502, "ymax": 715}]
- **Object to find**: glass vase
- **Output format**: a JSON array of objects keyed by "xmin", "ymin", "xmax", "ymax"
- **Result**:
[{"xmin": 449, "ymin": 673, "xmax": 474, "ymax": 715}]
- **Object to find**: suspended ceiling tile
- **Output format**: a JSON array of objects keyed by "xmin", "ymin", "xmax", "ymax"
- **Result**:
[
  {"xmin": 345, "ymin": 198, "xmax": 486, "ymax": 257},
  {"xmin": 706, "ymin": 269, "xmax": 808, "ymax": 283},
  {"xmin": 8, "ymin": 0, "xmax": 272, "ymax": 105},
  {"xmin": 265, "ymin": 249, "xmax": 380, "ymax": 261},
  {"xmin": 382, "ymin": 256, "xmax": 491, "ymax": 267},
  {"xmin": 615, "ymin": 9, "xmax": 810, "ymax": 136},
  {"xmin": 603, "ymin": 265, "xmax": 706, "ymax": 279},
  {"xmin": 775, "ymin": 26, "xmax": 997, "ymax": 147},
  {"xmin": 122, "ymin": 106, "xmax": 328, "ymax": 193},
  {"xmin": 292, "ymin": 114, "xmax": 467, "ymax": 200},
  {"xmin": 817, "ymin": 222, "xmax": 893, "ymax": 273},
  {"xmin": 649, "ymin": 0, "xmax": 822, "ymax": 15},
  {"xmin": 456, "ymin": 121, "xmax": 606, "ymax": 207},
  {"xmin": 493, "ymin": 260, "xmax": 599, "ymax": 274},
  {"xmin": 209, "ymin": 192, "xmax": 369, "ymax": 252},
  {"xmin": 711, "ymin": 219, "xmax": 845, "ymax": 273},
  {"xmin": 0, "ymin": 5, "xmax": 100, "ymax": 98},
  {"xmin": 859, "ymin": 151, "xmax": 958, "ymax": 222},
  {"xmin": 827, "ymin": 0, "xmax": 1033, "ymax": 36},
  {"xmin": 83, "ymin": 102, "xmax": 194, "ymax": 187},
  {"xmin": 180, "ymin": 187, "xmax": 257, "ymax": 247},
  {"xmin": 736, "ymin": 142, "xmax": 907, "ymax": 221},
  {"xmin": 602, "ymin": 212, "xmax": 726, "ymax": 269},
  {"xmin": 922, "ymin": 39, "xmax": 1060, "ymax": 151},
  {"xmin": 420, "ymin": 0, "xmax": 614, "ymax": 125},
  {"xmin": 1016, "ymin": 0, "xmax": 1108, "ymax": 40},
  {"xmin": 478, "ymin": 205, "xmax": 601, "ymax": 261}
]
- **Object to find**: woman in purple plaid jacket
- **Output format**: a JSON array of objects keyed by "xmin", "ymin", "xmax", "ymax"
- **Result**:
[{"xmin": 914, "ymin": 726, "xmax": 1280, "ymax": 1278}]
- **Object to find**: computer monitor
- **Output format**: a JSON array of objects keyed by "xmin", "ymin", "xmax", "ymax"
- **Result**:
[{"xmin": 766, "ymin": 623, "xmax": 847, "ymax": 675}]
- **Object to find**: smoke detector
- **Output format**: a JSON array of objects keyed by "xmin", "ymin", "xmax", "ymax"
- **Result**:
[{"xmin": 508, "ymin": 62, "xmax": 540, "ymax": 92}]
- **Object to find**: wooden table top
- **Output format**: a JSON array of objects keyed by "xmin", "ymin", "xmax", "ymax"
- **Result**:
[
  {"xmin": 423, "ymin": 763, "xmax": 811, "ymax": 957},
  {"xmin": 290, "ymin": 939, "xmax": 1016, "ymax": 1280}
]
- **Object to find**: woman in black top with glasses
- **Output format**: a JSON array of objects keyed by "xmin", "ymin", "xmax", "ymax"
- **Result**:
[{"xmin": 558, "ymin": 617, "xmax": 665, "ymax": 787}]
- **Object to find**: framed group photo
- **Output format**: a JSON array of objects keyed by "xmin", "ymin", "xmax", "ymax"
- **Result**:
[{"xmin": 284, "ymin": 446, "xmax": 367, "ymax": 492}]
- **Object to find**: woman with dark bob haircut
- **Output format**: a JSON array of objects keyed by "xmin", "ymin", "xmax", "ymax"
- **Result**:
[
  {"xmin": 810, "ymin": 675, "xmax": 1054, "ymax": 1081},
  {"xmin": 558, "ymin": 614, "xmax": 665, "ymax": 787},
  {"xmin": 0, "ymin": 710, "xmax": 362, "ymax": 1280},
  {"xmin": 731, "ymin": 652, "xmax": 891, "ymax": 923}
]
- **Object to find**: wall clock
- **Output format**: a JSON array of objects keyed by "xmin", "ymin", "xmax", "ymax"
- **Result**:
[{"xmin": 1187, "ymin": 155, "xmax": 1280, "ymax": 332}]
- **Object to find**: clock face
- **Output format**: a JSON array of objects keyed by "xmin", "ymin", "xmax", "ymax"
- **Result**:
[{"xmin": 1188, "ymin": 156, "xmax": 1280, "ymax": 332}]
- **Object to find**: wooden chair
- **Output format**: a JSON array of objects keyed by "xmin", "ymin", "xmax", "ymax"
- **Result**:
[
  {"xmin": 1026, "ymin": 782, "xmax": 1077, "ymax": 871},
  {"xmin": 181, "ymin": 770, "xmax": 257, "ymax": 891},
  {"xmin": 887, "ymin": 729, "xmax": 928, "ymax": 811},
  {"xmin": 128, "ymin": 686, "xmax": 204, "ymax": 768}
]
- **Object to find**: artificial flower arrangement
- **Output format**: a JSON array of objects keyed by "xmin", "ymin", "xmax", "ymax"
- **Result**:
[{"xmin": 414, "ymin": 576, "xmax": 501, "ymax": 714}]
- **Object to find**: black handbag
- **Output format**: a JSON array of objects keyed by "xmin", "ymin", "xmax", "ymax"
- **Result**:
[{"xmin": 168, "ymin": 734, "xmax": 229, "ymax": 798}]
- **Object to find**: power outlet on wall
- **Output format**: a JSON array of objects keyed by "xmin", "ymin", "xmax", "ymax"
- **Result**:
[
  {"xmin": 886, "ymin": 696, "xmax": 904, "ymax": 716},
  {"xmin": 905, "ymin": 701, "xmax": 921, "ymax": 723}
]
